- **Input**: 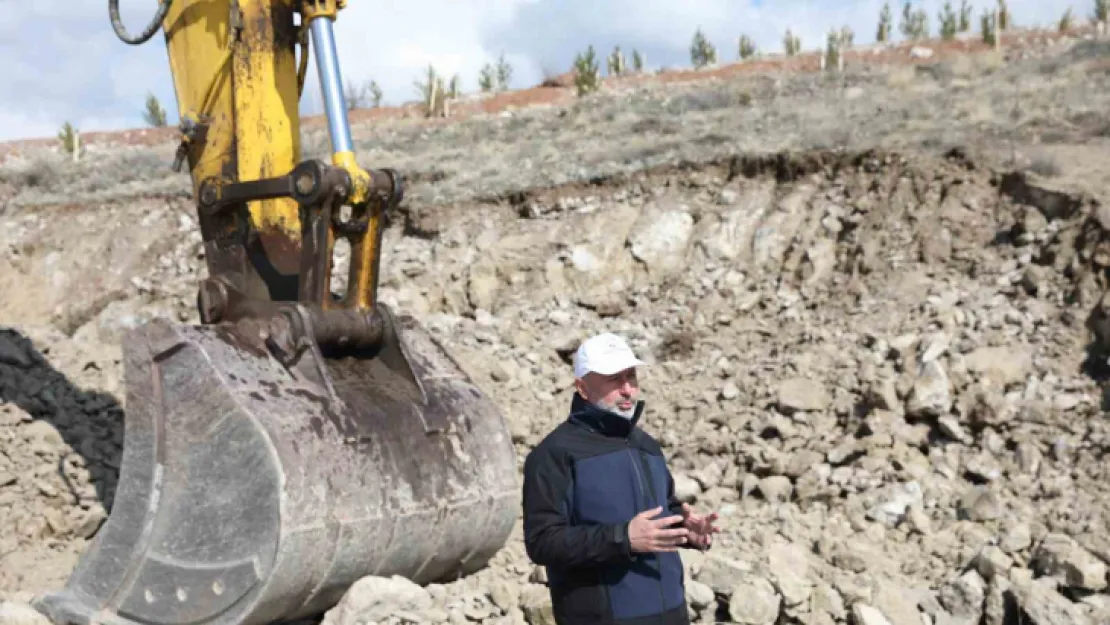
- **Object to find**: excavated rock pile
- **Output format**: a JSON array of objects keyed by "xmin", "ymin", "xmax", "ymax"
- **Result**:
[
  {"xmin": 297, "ymin": 152, "xmax": 1110, "ymax": 625},
  {"xmin": 3, "ymin": 30, "xmax": 1110, "ymax": 625}
]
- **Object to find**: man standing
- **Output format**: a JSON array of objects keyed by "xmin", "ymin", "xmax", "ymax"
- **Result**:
[{"xmin": 522, "ymin": 332, "xmax": 720, "ymax": 625}]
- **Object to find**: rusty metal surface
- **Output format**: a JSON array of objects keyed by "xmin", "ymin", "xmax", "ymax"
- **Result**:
[
  {"xmin": 192, "ymin": 158, "xmax": 401, "ymax": 351},
  {"xmin": 33, "ymin": 305, "xmax": 519, "ymax": 625},
  {"xmin": 194, "ymin": 158, "xmax": 400, "ymax": 322},
  {"xmin": 197, "ymin": 277, "xmax": 385, "ymax": 353}
]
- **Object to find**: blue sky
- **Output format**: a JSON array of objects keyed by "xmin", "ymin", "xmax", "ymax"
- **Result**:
[{"xmin": 0, "ymin": 0, "xmax": 1079, "ymax": 142}]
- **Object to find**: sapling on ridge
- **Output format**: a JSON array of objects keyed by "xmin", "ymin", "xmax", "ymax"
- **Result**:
[
  {"xmin": 573, "ymin": 46, "xmax": 601, "ymax": 96},
  {"xmin": 877, "ymin": 2, "xmax": 893, "ymax": 42},
  {"xmin": 607, "ymin": 46, "xmax": 626, "ymax": 76},
  {"xmin": 783, "ymin": 28, "xmax": 801, "ymax": 55},
  {"xmin": 58, "ymin": 122, "xmax": 82, "ymax": 162},
  {"xmin": 940, "ymin": 1, "xmax": 958, "ymax": 40},
  {"xmin": 738, "ymin": 34, "xmax": 756, "ymax": 60},
  {"xmin": 690, "ymin": 28, "xmax": 717, "ymax": 68},
  {"xmin": 143, "ymin": 93, "xmax": 167, "ymax": 127}
]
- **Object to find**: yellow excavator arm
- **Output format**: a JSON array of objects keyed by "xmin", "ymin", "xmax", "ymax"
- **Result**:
[
  {"xmin": 157, "ymin": 0, "xmax": 387, "ymax": 317},
  {"xmin": 32, "ymin": 2, "xmax": 519, "ymax": 624}
]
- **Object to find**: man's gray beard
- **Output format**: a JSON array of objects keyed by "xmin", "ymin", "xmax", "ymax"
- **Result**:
[{"xmin": 594, "ymin": 399, "xmax": 635, "ymax": 419}]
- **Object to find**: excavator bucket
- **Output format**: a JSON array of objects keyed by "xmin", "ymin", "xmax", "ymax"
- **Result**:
[
  {"xmin": 33, "ymin": 3, "xmax": 521, "ymax": 623},
  {"xmin": 34, "ymin": 304, "xmax": 519, "ymax": 625}
]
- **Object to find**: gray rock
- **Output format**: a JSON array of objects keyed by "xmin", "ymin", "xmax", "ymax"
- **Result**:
[
  {"xmin": 982, "ymin": 577, "xmax": 1014, "ymax": 625},
  {"xmin": 488, "ymin": 580, "xmax": 520, "ymax": 613},
  {"xmin": 963, "ymin": 454, "xmax": 1002, "ymax": 482},
  {"xmin": 962, "ymin": 346, "xmax": 1033, "ymax": 388},
  {"xmin": 1032, "ymin": 533, "xmax": 1109, "ymax": 591},
  {"xmin": 321, "ymin": 575, "xmax": 433, "ymax": 625},
  {"xmin": 766, "ymin": 543, "xmax": 813, "ymax": 608},
  {"xmin": 696, "ymin": 183, "xmax": 773, "ymax": 262},
  {"xmin": 866, "ymin": 481, "xmax": 924, "ymax": 526},
  {"xmin": 570, "ymin": 246, "xmax": 599, "ymax": 272},
  {"xmin": 870, "ymin": 579, "xmax": 925, "ymax": 625},
  {"xmin": 672, "ymin": 472, "xmax": 702, "ymax": 504},
  {"xmin": 17, "ymin": 421, "xmax": 61, "ymax": 446},
  {"xmin": 827, "ymin": 440, "xmax": 860, "ymax": 465},
  {"xmin": 831, "ymin": 539, "xmax": 883, "ymax": 574},
  {"xmin": 905, "ymin": 503, "xmax": 932, "ymax": 535},
  {"xmin": 938, "ymin": 570, "xmax": 986, "ymax": 621},
  {"xmin": 720, "ymin": 381, "xmax": 741, "ymax": 400},
  {"xmin": 1014, "ymin": 442, "xmax": 1043, "ymax": 475},
  {"xmin": 803, "ymin": 238, "xmax": 838, "ymax": 284},
  {"xmin": 1079, "ymin": 593, "xmax": 1110, "ymax": 622},
  {"xmin": 973, "ymin": 546, "xmax": 1014, "ymax": 581},
  {"xmin": 776, "ymin": 377, "xmax": 831, "ymax": 414},
  {"xmin": 918, "ymin": 332, "xmax": 950, "ymax": 363},
  {"xmin": 696, "ymin": 554, "xmax": 751, "ymax": 595},
  {"xmin": 628, "ymin": 206, "xmax": 694, "ymax": 277},
  {"xmin": 906, "ymin": 360, "xmax": 952, "ymax": 417},
  {"xmin": 850, "ymin": 603, "xmax": 894, "ymax": 625},
  {"xmin": 75, "ymin": 503, "xmax": 107, "ymax": 539},
  {"xmin": 999, "ymin": 522, "xmax": 1033, "ymax": 554},
  {"xmin": 727, "ymin": 574, "xmax": 781, "ymax": 625},
  {"xmin": 685, "ymin": 580, "xmax": 715, "ymax": 611},
  {"xmin": 757, "ymin": 476, "xmax": 793, "ymax": 503},
  {"xmin": 1009, "ymin": 578, "xmax": 1092, "ymax": 625},
  {"xmin": 936, "ymin": 416, "xmax": 970, "ymax": 443},
  {"xmin": 467, "ymin": 265, "xmax": 501, "ymax": 312},
  {"xmin": 0, "ymin": 602, "xmax": 51, "ymax": 625},
  {"xmin": 958, "ymin": 486, "xmax": 1002, "ymax": 522},
  {"xmin": 784, "ymin": 449, "xmax": 824, "ymax": 479},
  {"xmin": 868, "ymin": 377, "xmax": 902, "ymax": 412},
  {"xmin": 519, "ymin": 585, "xmax": 556, "ymax": 625},
  {"xmin": 811, "ymin": 582, "xmax": 846, "ymax": 621}
]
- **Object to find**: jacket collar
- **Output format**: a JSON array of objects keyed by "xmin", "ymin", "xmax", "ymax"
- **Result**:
[{"xmin": 567, "ymin": 392, "xmax": 644, "ymax": 438}]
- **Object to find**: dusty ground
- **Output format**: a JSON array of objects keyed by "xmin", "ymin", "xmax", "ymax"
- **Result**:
[{"xmin": 3, "ymin": 25, "xmax": 1110, "ymax": 625}]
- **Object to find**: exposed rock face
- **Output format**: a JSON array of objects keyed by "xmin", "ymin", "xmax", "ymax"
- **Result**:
[{"xmin": 3, "ymin": 29, "xmax": 1110, "ymax": 625}]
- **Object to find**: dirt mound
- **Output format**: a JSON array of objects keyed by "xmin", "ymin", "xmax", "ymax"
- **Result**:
[
  {"xmin": 3, "ymin": 31, "xmax": 1110, "ymax": 625},
  {"xmin": 0, "ymin": 327, "xmax": 121, "ymax": 601},
  {"xmin": 4, "ymin": 146, "xmax": 1110, "ymax": 623}
]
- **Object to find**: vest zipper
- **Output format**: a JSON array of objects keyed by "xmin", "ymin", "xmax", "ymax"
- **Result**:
[{"xmin": 627, "ymin": 440, "xmax": 668, "ymax": 614}]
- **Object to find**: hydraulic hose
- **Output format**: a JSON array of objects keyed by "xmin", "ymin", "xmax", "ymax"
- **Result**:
[{"xmin": 109, "ymin": 0, "xmax": 172, "ymax": 45}]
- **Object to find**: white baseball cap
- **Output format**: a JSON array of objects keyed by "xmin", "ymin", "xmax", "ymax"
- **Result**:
[{"xmin": 573, "ymin": 333, "xmax": 646, "ymax": 379}]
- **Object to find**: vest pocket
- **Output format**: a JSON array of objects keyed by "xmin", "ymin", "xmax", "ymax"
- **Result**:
[
  {"xmin": 658, "ymin": 552, "xmax": 687, "ymax": 611},
  {"xmin": 552, "ymin": 570, "xmax": 609, "ymax": 621},
  {"xmin": 604, "ymin": 557, "xmax": 666, "ymax": 620}
]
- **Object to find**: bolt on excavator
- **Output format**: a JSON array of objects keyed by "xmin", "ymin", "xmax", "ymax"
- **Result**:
[{"xmin": 32, "ymin": 1, "xmax": 519, "ymax": 624}]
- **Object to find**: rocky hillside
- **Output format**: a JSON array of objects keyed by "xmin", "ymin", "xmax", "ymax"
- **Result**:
[{"xmin": 3, "ymin": 29, "xmax": 1110, "ymax": 625}]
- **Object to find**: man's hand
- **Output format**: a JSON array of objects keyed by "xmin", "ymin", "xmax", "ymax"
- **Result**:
[
  {"xmin": 628, "ymin": 507, "xmax": 689, "ymax": 553},
  {"xmin": 679, "ymin": 503, "xmax": 721, "ymax": 550}
]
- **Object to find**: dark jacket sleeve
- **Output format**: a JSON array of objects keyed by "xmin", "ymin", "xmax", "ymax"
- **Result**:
[{"xmin": 523, "ymin": 444, "xmax": 635, "ymax": 569}]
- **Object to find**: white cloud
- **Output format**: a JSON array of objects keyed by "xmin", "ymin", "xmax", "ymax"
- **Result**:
[
  {"xmin": 0, "ymin": 0, "xmax": 1078, "ymax": 142},
  {"xmin": 0, "ymin": 0, "xmax": 174, "ymax": 141}
]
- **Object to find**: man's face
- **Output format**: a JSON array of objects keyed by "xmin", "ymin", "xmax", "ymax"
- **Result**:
[{"xmin": 576, "ymin": 367, "xmax": 640, "ymax": 417}]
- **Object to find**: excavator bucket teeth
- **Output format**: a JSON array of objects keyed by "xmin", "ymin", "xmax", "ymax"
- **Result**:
[{"xmin": 33, "ymin": 305, "xmax": 519, "ymax": 625}]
